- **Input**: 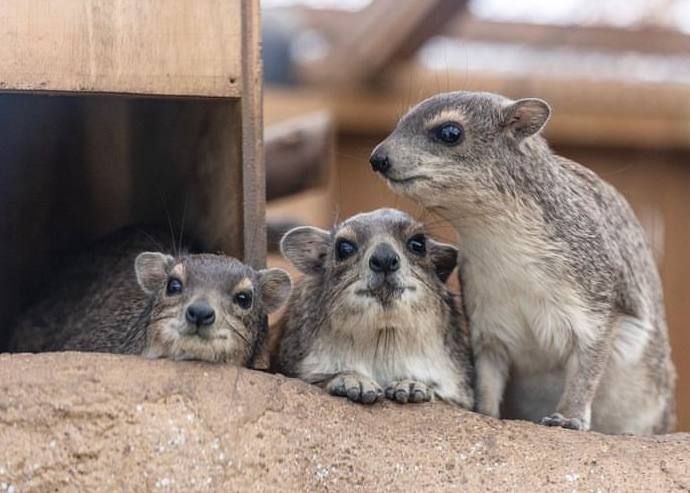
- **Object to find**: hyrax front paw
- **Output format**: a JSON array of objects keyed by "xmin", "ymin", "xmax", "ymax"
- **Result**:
[
  {"xmin": 327, "ymin": 373, "xmax": 383, "ymax": 405},
  {"xmin": 540, "ymin": 413, "xmax": 588, "ymax": 431},
  {"xmin": 385, "ymin": 380, "xmax": 432, "ymax": 404}
]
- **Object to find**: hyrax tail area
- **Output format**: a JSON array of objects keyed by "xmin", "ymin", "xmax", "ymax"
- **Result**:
[
  {"xmin": 10, "ymin": 226, "xmax": 292, "ymax": 366},
  {"xmin": 371, "ymin": 91, "xmax": 675, "ymax": 434},
  {"xmin": 272, "ymin": 208, "xmax": 474, "ymax": 409}
]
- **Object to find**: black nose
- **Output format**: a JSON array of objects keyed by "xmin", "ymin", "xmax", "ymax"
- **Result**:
[
  {"xmin": 369, "ymin": 244, "xmax": 400, "ymax": 274},
  {"xmin": 369, "ymin": 151, "xmax": 391, "ymax": 174},
  {"xmin": 186, "ymin": 302, "xmax": 216, "ymax": 327}
]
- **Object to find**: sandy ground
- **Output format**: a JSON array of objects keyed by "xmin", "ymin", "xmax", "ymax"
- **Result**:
[{"xmin": 0, "ymin": 352, "xmax": 688, "ymax": 492}]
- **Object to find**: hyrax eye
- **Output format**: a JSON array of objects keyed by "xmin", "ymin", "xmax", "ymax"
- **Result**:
[
  {"xmin": 166, "ymin": 278, "xmax": 183, "ymax": 296},
  {"xmin": 407, "ymin": 234, "xmax": 427, "ymax": 256},
  {"xmin": 234, "ymin": 291, "xmax": 253, "ymax": 309},
  {"xmin": 335, "ymin": 239, "xmax": 358, "ymax": 261},
  {"xmin": 433, "ymin": 123, "xmax": 464, "ymax": 145}
]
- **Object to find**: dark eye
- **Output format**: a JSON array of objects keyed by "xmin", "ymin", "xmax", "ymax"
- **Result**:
[
  {"xmin": 166, "ymin": 278, "xmax": 183, "ymax": 296},
  {"xmin": 407, "ymin": 234, "xmax": 427, "ymax": 256},
  {"xmin": 234, "ymin": 291, "xmax": 253, "ymax": 309},
  {"xmin": 433, "ymin": 123, "xmax": 464, "ymax": 145},
  {"xmin": 336, "ymin": 239, "xmax": 357, "ymax": 261}
]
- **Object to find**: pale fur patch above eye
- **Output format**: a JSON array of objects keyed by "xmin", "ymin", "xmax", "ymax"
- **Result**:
[
  {"xmin": 424, "ymin": 109, "xmax": 467, "ymax": 130},
  {"xmin": 335, "ymin": 225, "xmax": 356, "ymax": 242},
  {"xmin": 235, "ymin": 277, "xmax": 253, "ymax": 292},
  {"xmin": 171, "ymin": 263, "xmax": 185, "ymax": 280}
]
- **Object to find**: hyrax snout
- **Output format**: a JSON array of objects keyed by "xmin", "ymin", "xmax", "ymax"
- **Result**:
[
  {"xmin": 10, "ymin": 226, "xmax": 292, "ymax": 367},
  {"xmin": 272, "ymin": 208, "xmax": 474, "ymax": 409}
]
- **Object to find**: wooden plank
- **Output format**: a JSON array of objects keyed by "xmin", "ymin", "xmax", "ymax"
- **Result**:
[
  {"xmin": 448, "ymin": 16, "xmax": 690, "ymax": 56},
  {"xmin": 316, "ymin": 66, "xmax": 690, "ymax": 150},
  {"xmin": 265, "ymin": 111, "xmax": 333, "ymax": 201},
  {"xmin": 264, "ymin": 88, "xmax": 331, "ymax": 125},
  {"xmin": 298, "ymin": 8, "xmax": 690, "ymax": 58},
  {"xmin": 0, "ymin": 0, "xmax": 241, "ymax": 97},
  {"xmin": 298, "ymin": 0, "xmax": 468, "ymax": 84},
  {"xmin": 240, "ymin": 0, "xmax": 265, "ymax": 268}
]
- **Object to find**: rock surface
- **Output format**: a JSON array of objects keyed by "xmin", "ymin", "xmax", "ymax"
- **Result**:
[{"xmin": 0, "ymin": 353, "xmax": 688, "ymax": 492}]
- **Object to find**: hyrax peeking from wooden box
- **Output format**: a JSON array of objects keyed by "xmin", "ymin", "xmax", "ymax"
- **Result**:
[
  {"xmin": 370, "ymin": 90, "xmax": 676, "ymax": 434},
  {"xmin": 10, "ymin": 227, "xmax": 292, "ymax": 367},
  {"xmin": 272, "ymin": 208, "xmax": 474, "ymax": 409}
]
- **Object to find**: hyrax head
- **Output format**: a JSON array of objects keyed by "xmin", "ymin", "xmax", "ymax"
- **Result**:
[
  {"xmin": 369, "ymin": 91, "xmax": 551, "ymax": 209},
  {"xmin": 280, "ymin": 208, "xmax": 458, "ymax": 312},
  {"xmin": 134, "ymin": 252, "xmax": 291, "ymax": 365}
]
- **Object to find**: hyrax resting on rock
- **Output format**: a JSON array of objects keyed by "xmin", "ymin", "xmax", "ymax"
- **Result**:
[
  {"xmin": 370, "ymin": 91, "xmax": 675, "ymax": 434},
  {"xmin": 272, "ymin": 208, "xmax": 474, "ymax": 408},
  {"xmin": 10, "ymin": 227, "xmax": 291, "ymax": 366}
]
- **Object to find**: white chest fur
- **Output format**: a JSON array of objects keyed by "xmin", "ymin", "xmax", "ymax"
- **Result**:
[
  {"xmin": 460, "ymin": 223, "xmax": 596, "ymax": 374},
  {"xmin": 299, "ymin": 297, "xmax": 464, "ymax": 403}
]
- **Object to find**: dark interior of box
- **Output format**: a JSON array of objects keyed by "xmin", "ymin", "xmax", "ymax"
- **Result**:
[{"xmin": 0, "ymin": 93, "xmax": 245, "ymax": 350}]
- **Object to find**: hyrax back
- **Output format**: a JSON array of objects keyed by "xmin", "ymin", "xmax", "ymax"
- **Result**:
[
  {"xmin": 273, "ymin": 208, "xmax": 474, "ymax": 408},
  {"xmin": 10, "ymin": 227, "xmax": 291, "ymax": 366},
  {"xmin": 371, "ymin": 91, "xmax": 675, "ymax": 434}
]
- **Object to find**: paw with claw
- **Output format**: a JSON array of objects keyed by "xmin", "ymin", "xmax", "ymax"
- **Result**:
[
  {"xmin": 327, "ymin": 373, "xmax": 383, "ymax": 404},
  {"xmin": 385, "ymin": 380, "xmax": 432, "ymax": 404},
  {"xmin": 540, "ymin": 413, "xmax": 588, "ymax": 431}
]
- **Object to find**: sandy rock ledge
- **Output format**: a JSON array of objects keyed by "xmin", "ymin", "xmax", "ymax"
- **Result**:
[{"xmin": 0, "ymin": 353, "xmax": 688, "ymax": 492}]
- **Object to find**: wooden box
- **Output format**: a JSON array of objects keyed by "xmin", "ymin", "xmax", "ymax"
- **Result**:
[{"xmin": 0, "ymin": 0, "xmax": 263, "ymax": 349}]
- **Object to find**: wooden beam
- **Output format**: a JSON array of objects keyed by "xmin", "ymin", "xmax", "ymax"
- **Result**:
[
  {"xmin": 321, "ymin": 65, "xmax": 690, "ymax": 150},
  {"xmin": 0, "ymin": 1, "xmax": 241, "ymax": 97},
  {"xmin": 297, "ymin": 8, "xmax": 690, "ymax": 57},
  {"xmin": 265, "ymin": 111, "xmax": 333, "ymax": 201},
  {"xmin": 298, "ymin": 0, "xmax": 468, "ymax": 85},
  {"xmin": 446, "ymin": 16, "xmax": 690, "ymax": 55},
  {"xmin": 241, "ymin": 0, "xmax": 265, "ymax": 269}
]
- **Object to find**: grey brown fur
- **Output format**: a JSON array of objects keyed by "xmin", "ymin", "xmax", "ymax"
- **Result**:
[
  {"xmin": 371, "ymin": 91, "xmax": 675, "ymax": 434},
  {"xmin": 10, "ymin": 227, "xmax": 291, "ymax": 367},
  {"xmin": 272, "ymin": 208, "xmax": 474, "ymax": 408}
]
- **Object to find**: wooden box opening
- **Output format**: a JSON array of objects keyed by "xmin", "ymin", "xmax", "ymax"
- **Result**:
[{"xmin": 0, "ymin": 93, "xmax": 261, "ymax": 350}]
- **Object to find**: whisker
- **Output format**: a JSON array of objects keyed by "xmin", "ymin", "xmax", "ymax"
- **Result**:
[
  {"xmin": 178, "ymin": 191, "xmax": 189, "ymax": 255},
  {"xmin": 222, "ymin": 314, "xmax": 251, "ymax": 347},
  {"xmin": 135, "ymin": 228, "xmax": 166, "ymax": 253},
  {"xmin": 149, "ymin": 314, "xmax": 178, "ymax": 324},
  {"xmin": 154, "ymin": 186, "xmax": 178, "ymax": 257}
]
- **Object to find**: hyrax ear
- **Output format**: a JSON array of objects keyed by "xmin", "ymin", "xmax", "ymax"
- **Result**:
[
  {"xmin": 428, "ymin": 240, "xmax": 458, "ymax": 283},
  {"xmin": 135, "ymin": 252, "xmax": 175, "ymax": 294},
  {"xmin": 280, "ymin": 226, "xmax": 330, "ymax": 274},
  {"xmin": 258, "ymin": 268, "xmax": 293, "ymax": 313},
  {"xmin": 502, "ymin": 98, "xmax": 551, "ymax": 139}
]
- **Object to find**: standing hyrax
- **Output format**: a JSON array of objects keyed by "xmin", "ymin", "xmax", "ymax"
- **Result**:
[
  {"xmin": 370, "ymin": 91, "xmax": 675, "ymax": 434},
  {"xmin": 10, "ymin": 227, "xmax": 291, "ymax": 366},
  {"xmin": 272, "ymin": 208, "xmax": 474, "ymax": 408}
]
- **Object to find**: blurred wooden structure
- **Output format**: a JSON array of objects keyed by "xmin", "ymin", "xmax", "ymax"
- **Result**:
[
  {"xmin": 298, "ymin": 0, "xmax": 468, "ymax": 84},
  {"xmin": 265, "ymin": 1, "xmax": 690, "ymax": 430},
  {"xmin": 0, "ymin": 0, "xmax": 262, "ymax": 349},
  {"xmin": 265, "ymin": 111, "xmax": 333, "ymax": 201}
]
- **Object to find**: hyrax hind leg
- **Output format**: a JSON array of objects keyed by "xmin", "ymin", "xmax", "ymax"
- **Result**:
[
  {"xmin": 541, "ymin": 317, "xmax": 615, "ymax": 431},
  {"xmin": 327, "ymin": 371, "xmax": 383, "ymax": 404}
]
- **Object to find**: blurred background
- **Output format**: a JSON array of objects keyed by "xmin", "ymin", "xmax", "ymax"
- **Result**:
[{"xmin": 260, "ymin": 0, "xmax": 690, "ymax": 431}]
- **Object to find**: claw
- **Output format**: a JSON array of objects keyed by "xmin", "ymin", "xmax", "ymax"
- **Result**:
[
  {"xmin": 326, "ymin": 373, "xmax": 382, "ymax": 405},
  {"xmin": 385, "ymin": 380, "xmax": 431, "ymax": 404}
]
